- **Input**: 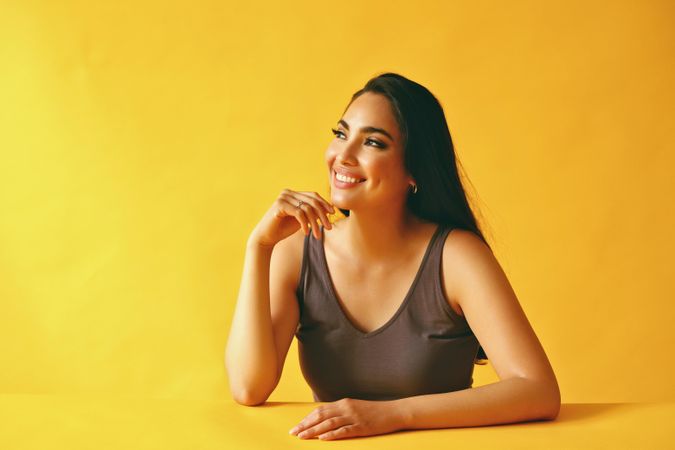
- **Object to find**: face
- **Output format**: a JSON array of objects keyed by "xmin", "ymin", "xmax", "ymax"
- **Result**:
[{"xmin": 325, "ymin": 92, "xmax": 413, "ymax": 212}]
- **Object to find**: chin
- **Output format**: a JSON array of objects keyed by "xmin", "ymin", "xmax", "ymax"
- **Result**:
[
  {"xmin": 329, "ymin": 191, "xmax": 349, "ymax": 204},
  {"xmin": 330, "ymin": 199, "xmax": 348, "ymax": 210}
]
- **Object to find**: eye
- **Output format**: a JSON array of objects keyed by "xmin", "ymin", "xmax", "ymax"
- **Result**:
[
  {"xmin": 331, "ymin": 128, "xmax": 386, "ymax": 149},
  {"xmin": 365, "ymin": 138, "xmax": 385, "ymax": 148},
  {"xmin": 331, "ymin": 128, "xmax": 345, "ymax": 139}
]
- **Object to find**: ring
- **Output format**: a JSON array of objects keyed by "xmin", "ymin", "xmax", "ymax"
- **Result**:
[{"xmin": 296, "ymin": 200, "xmax": 305, "ymax": 209}]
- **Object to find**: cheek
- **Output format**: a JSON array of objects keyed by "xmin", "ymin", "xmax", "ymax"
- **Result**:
[
  {"xmin": 325, "ymin": 147, "xmax": 337, "ymax": 165},
  {"xmin": 368, "ymin": 159, "xmax": 398, "ymax": 180},
  {"xmin": 370, "ymin": 165, "xmax": 409, "ymax": 191}
]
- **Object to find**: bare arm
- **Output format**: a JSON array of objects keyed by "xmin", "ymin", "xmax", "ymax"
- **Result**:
[
  {"xmin": 395, "ymin": 229, "xmax": 560, "ymax": 428},
  {"xmin": 224, "ymin": 240, "xmax": 278, "ymax": 405},
  {"xmin": 225, "ymin": 189, "xmax": 334, "ymax": 406},
  {"xmin": 289, "ymin": 228, "xmax": 560, "ymax": 440},
  {"xmin": 392, "ymin": 371, "xmax": 558, "ymax": 431}
]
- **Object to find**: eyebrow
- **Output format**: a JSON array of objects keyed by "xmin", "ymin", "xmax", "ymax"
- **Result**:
[{"xmin": 338, "ymin": 119, "xmax": 395, "ymax": 142}]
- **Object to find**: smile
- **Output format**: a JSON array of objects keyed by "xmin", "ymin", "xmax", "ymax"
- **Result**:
[
  {"xmin": 335, "ymin": 172, "xmax": 366, "ymax": 183},
  {"xmin": 333, "ymin": 170, "xmax": 366, "ymax": 189}
]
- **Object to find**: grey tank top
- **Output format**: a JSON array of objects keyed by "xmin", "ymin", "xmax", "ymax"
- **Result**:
[{"xmin": 294, "ymin": 222, "xmax": 483, "ymax": 402}]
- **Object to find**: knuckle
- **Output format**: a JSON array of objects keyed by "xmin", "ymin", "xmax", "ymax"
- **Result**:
[{"xmin": 342, "ymin": 398, "xmax": 356, "ymax": 412}]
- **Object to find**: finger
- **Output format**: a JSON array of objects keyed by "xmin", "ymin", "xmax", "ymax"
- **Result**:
[
  {"xmin": 277, "ymin": 198, "xmax": 310, "ymax": 236},
  {"xmin": 290, "ymin": 404, "xmax": 339, "ymax": 436},
  {"xmin": 279, "ymin": 193, "xmax": 322, "ymax": 237},
  {"xmin": 290, "ymin": 193, "xmax": 331, "ymax": 233},
  {"xmin": 294, "ymin": 190, "xmax": 334, "ymax": 213},
  {"xmin": 311, "ymin": 208, "xmax": 332, "ymax": 233},
  {"xmin": 293, "ymin": 193, "xmax": 333, "ymax": 231},
  {"xmin": 297, "ymin": 416, "xmax": 349, "ymax": 440},
  {"xmin": 314, "ymin": 205, "xmax": 333, "ymax": 231},
  {"xmin": 296, "ymin": 191, "xmax": 335, "ymax": 215},
  {"xmin": 295, "ymin": 203, "xmax": 321, "ymax": 239},
  {"xmin": 280, "ymin": 190, "xmax": 332, "ymax": 240},
  {"xmin": 318, "ymin": 424, "xmax": 358, "ymax": 441}
]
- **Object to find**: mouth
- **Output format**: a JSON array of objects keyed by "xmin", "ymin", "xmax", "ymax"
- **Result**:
[{"xmin": 333, "ymin": 170, "xmax": 367, "ymax": 184}]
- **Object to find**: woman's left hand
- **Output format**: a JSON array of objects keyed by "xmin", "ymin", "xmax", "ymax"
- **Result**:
[{"xmin": 289, "ymin": 397, "xmax": 406, "ymax": 441}]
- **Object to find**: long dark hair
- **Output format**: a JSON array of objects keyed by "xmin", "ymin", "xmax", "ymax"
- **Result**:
[{"xmin": 329, "ymin": 72, "xmax": 491, "ymax": 363}]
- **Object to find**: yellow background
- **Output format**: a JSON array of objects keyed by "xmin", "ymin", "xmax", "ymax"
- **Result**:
[{"xmin": 1, "ymin": 0, "xmax": 674, "ymax": 411}]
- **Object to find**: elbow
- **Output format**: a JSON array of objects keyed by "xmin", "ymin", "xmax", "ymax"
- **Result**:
[
  {"xmin": 535, "ymin": 379, "xmax": 561, "ymax": 421},
  {"xmin": 544, "ymin": 390, "xmax": 561, "ymax": 420},
  {"xmin": 228, "ymin": 376, "xmax": 273, "ymax": 406},
  {"xmin": 538, "ymin": 396, "xmax": 561, "ymax": 421},
  {"xmin": 232, "ymin": 388, "xmax": 269, "ymax": 407},
  {"xmin": 518, "ymin": 375, "xmax": 561, "ymax": 421},
  {"xmin": 224, "ymin": 354, "xmax": 279, "ymax": 407},
  {"xmin": 540, "ymin": 399, "xmax": 561, "ymax": 421},
  {"xmin": 227, "ymin": 370, "xmax": 277, "ymax": 407}
]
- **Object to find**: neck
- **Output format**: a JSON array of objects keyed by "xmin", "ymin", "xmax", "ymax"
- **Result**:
[{"xmin": 340, "ymin": 203, "xmax": 426, "ymax": 264}]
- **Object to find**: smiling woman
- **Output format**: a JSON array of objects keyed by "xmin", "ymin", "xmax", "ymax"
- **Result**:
[{"xmin": 225, "ymin": 72, "xmax": 560, "ymax": 441}]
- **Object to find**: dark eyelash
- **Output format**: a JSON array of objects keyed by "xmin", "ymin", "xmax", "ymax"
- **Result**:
[
  {"xmin": 365, "ymin": 137, "xmax": 385, "ymax": 148},
  {"xmin": 330, "ymin": 128, "xmax": 385, "ymax": 148}
]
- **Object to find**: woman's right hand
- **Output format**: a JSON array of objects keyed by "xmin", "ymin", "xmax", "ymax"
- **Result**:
[{"xmin": 249, "ymin": 189, "xmax": 336, "ymax": 248}]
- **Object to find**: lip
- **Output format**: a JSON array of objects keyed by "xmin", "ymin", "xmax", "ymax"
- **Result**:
[
  {"xmin": 333, "ymin": 167, "xmax": 366, "ymax": 181},
  {"xmin": 333, "ymin": 169, "xmax": 366, "ymax": 189}
]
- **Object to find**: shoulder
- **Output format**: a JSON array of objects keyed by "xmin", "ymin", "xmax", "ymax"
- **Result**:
[
  {"xmin": 443, "ymin": 228, "xmax": 492, "ymax": 260},
  {"xmin": 441, "ymin": 228, "xmax": 499, "ymax": 311}
]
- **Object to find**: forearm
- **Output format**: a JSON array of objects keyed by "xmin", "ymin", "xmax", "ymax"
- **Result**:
[
  {"xmin": 393, "ymin": 377, "xmax": 561, "ymax": 430},
  {"xmin": 225, "ymin": 241, "xmax": 278, "ymax": 404}
]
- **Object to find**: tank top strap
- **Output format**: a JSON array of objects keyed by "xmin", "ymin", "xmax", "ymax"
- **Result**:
[
  {"xmin": 305, "ymin": 223, "xmax": 451, "ymax": 281},
  {"xmin": 295, "ymin": 228, "xmax": 311, "ymax": 310},
  {"xmin": 423, "ymin": 224, "xmax": 453, "ymax": 272},
  {"xmin": 294, "ymin": 222, "xmax": 482, "ymax": 402}
]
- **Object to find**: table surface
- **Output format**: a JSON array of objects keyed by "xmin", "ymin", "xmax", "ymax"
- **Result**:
[{"xmin": 1, "ymin": 394, "xmax": 673, "ymax": 449}]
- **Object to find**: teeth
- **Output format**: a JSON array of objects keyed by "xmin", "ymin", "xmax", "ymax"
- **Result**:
[{"xmin": 336, "ymin": 172, "xmax": 364, "ymax": 183}]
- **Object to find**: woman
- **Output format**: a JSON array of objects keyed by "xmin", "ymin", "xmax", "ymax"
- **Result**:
[{"xmin": 225, "ymin": 72, "xmax": 560, "ymax": 440}]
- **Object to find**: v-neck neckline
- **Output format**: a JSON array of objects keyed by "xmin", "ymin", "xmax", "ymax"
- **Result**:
[{"xmin": 318, "ymin": 223, "xmax": 444, "ymax": 338}]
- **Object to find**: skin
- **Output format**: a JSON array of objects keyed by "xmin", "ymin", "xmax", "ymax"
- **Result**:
[
  {"xmin": 325, "ymin": 92, "xmax": 424, "ymax": 264},
  {"xmin": 286, "ymin": 91, "xmax": 561, "ymax": 440},
  {"xmin": 320, "ymin": 92, "xmax": 445, "ymax": 332}
]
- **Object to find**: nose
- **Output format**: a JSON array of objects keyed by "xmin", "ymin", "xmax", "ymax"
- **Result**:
[{"xmin": 335, "ymin": 139, "xmax": 360, "ymax": 165}]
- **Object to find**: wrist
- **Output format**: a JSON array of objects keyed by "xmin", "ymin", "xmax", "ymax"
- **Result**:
[
  {"xmin": 246, "ymin": 237, "xmax": 276, "ymax": 252},
  {"xmin": 246, "ymin": 241, "xmax": 274, "ymax": 253},
  {"xmin": 389, "ymin": 397, "xmax": 412, "ymax": 430}
]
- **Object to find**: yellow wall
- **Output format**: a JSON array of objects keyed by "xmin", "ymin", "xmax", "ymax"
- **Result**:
[{"xmin": 1, "ymin": 0, "xmax": 673, "ymax": 403}]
